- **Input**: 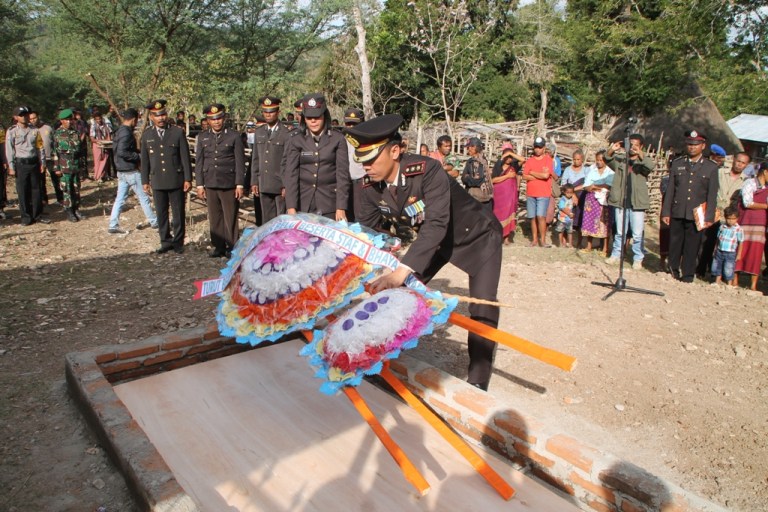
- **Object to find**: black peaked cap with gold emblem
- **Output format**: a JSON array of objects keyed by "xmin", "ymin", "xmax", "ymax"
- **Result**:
[
  {"xmin": 259, "ymin": 96, "xmax": 281, "ymax": 113},
  {"xmin": 204, "ymin": 103, "xmax": 226, "ymax": 119},
  {"xmin": 145, "ymin": 99, "xmax": 167, "ymax": 115},
  {"xmin": 343, "ymin": 114, "xmax": 403, "ymax": 163},
  {"xmin": 343, "ymin": 108, "xmax": 364, "ymax": 125}
]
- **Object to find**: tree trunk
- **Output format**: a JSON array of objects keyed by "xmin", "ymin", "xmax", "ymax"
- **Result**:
[
  {"xmin": 583, "ymin": 105, "xmax": 595, "ymax": 133},
  {"xmin": 537, "ymin": 87, "xmax": 548, "ymax": 133},
  {"xmin": 351, "ymin": 2, "xmax": 374, "ymax": 119}
]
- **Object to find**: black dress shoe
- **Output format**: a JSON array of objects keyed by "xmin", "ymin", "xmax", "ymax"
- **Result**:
[
  {"xmin": 36, "ymin": 217, "xmax": 52, "ymax": 225},
  {"xmin": 208, "ymin": 248, "xmax": 225, "ymax": 258},
  {"xmin": 155, "ymin": 245, "xmax": 173, "ymax": 254},
  {"xmin": 173, "ymin": 246, "xmax": 185, "ymax": 254}
]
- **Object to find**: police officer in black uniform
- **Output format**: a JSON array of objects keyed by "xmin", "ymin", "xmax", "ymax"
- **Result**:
[
  {"xmin": 141, "ymin": 99, "xmax": 192, "ymax": 254},
  {"xmin": 345, "ymin": 114, "xmax": 503, "ymax": 391},
  {"xmin": 195, "ymin": 103, "xmax": 246, "ymax": 258},
  {"xmin": 251, "ymin": 96, "xmax": 290, "ymax": 224},
  {"xmin": 661, "ymin": 129, "xmax": 719, "ymax": 282},
  {"xmin": 284, "ymin": 94, "xmax": 350, "ymax": 221}
]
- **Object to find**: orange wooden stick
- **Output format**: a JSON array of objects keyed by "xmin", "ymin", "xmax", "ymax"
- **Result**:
[
  {"xmin": 449, "ymin": 312, "xmax": 577, "ymax": 372},
  {"xmin": 301, "ymin": 330, "xmax": 430, "ymax": 496},
  {"xmin": 379, "ymin": 365, "xmax": 515, "ymax": 500}
]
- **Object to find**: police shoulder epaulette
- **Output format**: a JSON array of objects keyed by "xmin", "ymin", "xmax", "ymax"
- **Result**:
[
  {"xmin": 403, "ymin": 161, "xmax": 426, "ymax": 177},
  {"xmin": 362, "ymin": 175, "xmax": 373, "ymax": 188}
]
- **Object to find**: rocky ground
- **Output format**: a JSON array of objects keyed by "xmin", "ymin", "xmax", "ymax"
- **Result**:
[{"xmin": 0, "ymin": 179, "xmax": 766, "ymax": 511}]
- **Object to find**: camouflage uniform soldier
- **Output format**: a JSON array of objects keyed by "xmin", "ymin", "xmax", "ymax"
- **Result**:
[{"xmin": 53, "ymin": 109, "xmax": 83, "ymax": 222}]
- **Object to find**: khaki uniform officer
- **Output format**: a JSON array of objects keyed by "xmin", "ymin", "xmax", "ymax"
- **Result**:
[
  {"xmin": 140, "ymin": 99, "xmax": 192, "ymax": 254},
  {"xmin": 345, "ymin": 114, "xmax": 503, "ymax": 391},
  {"xmin": 195, "ymin": 103, "xmax": 246, "ymax": 258}
]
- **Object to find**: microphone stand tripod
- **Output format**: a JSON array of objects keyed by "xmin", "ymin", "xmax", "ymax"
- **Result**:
[{"xmin": 591, "ymin": 120, "xmax": 664, "ymax": 301}]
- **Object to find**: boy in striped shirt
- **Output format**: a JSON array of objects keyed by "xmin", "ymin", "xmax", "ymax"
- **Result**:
[{"xmin": 711, "ymin": 206, "xmax": 743, "ymax": 285}]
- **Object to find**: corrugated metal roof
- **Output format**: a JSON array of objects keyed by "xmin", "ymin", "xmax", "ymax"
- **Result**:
[{"xmin": 727, "ymin": 114, "xmax": 768, "ymax": 144}]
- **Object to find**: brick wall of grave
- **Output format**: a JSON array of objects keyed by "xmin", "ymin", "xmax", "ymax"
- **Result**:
[{"xmin": 67, "ymin": 325, "xmax": 726, "ymax": 512}]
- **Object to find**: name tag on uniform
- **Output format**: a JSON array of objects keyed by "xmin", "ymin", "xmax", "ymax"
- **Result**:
[{"xmin": 378, "ymin": 205, "xmax": 391, "ymax": 214}]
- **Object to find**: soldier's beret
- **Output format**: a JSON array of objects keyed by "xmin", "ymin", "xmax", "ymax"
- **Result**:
[
  {"xmin": 710, "ymin": 144, "xmax": 726, "ymax": 157},
  {"xmin": 343, "ymin": 108, "xmax": 364, "ymax": 125},
  {"xmin": 302, "ymin": 94, "xmax": 327, "ymax": 118},
  {"xmin": 259, "ymin": 96, "xmax": 281, "ymax": 112},
  {"xmin": 343, "ymin": 114, "xmax": 403, "ymax": 163},
  {"xmin": 145, "ymin": 99, "xmax": 167, "ymax": 115},
  {"xmin": 205, "ymin": 103, "xmax": 226, "ymax": 119},
  {"xmin": 685, "ymin": 130, "xmax": 706, "ymax": 144},
  {"xmin": 58, "ymin": 108, "xmax": 74, "ymax": 120}
]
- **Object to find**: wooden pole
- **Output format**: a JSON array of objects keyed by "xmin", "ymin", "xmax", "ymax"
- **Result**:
[
  {"xmin": 301, "ymin": 330, "xmax": 430, "ymax": 496},
  {"xmin": 448, "ymin": 313, "xmax": 577, "ymax": 372},
  {"xmin": 380, "ymin": 365, "xmax": 515, "ymax": 500}
]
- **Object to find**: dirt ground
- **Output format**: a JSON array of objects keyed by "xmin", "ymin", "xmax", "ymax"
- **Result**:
[{"xmin": 0, "ymin": 179, "xmax": 766, "ymax": 512}]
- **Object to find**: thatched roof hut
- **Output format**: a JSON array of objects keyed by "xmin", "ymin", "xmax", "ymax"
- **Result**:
[{"xmin": 607, "ymin": 83, "xmax": 743, "ymax": 155}]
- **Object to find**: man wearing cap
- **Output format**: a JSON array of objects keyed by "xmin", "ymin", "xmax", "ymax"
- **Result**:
[
  {"xmin": 141, "ymin": 99, "xmax": 192, "ymax": 254},
  {"xmin": 343, "ymin": 107, "xmax": 366, "ymax": 220},
  {"xmin": 108, "ymin": 108, "xmax": 157, "ymax": 234},
  {"xmin": 522, "ymin": 136, "xmax": 556, "ymax": 247},
  {"xmin": 605, "ymin": 134, "xmax": 654, "ymax": 269},
  {"xmin": 250, "ymin": 96, "xmax": 289, "ymax": 224},
  {"xmin": 284, "ymin": 93, "xmax": 350, "ymax": 221},
  {"xmin": 461, "ymin": 137, "xmax": 494, "ymax": 207},
  {"xmin": 53, "ymin": 109, "xmax": 84, "ymax": 222},
  {"xmin": 345, "ymin": 114, "xmax": 503, "ymax": 391},
  {"xmin": 196, "ymin": 103, "xmax": 246, "ymax": 258},
  {"xmin": 5, "ymin": 106, "xmax": 47, "ymax": 225},
  {"xmin": 662, "ymin": 130, "xmax": 719, "ymax": 282},
  {"xmin": 697, "ymin": 148, "xmax": 750, "ymax": 277}
]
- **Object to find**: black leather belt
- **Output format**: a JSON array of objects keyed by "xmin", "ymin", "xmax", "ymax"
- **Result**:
[{"xmin": 15, "ymin": 156, "xmax": 39, "ymax": 164}]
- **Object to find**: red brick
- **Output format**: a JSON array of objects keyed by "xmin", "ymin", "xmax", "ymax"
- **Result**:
[
  {"xmin": 569, "ymin": 471, "xmax": 616, "ymax": 504},
  {"xmin": 445, "ymin": 417, "xmax": 481, "ymax": 443},
  {"xmin": 388, "ymin": 359, "xmax": 408, "ymax": 377},
  {"xmin": 468, "ymin": 417, "xmax": 505, "ymax": 444},
  {"xmin": 621, "ymin": 499, "xmax": 646, "ymax": 512},
  {"xmin": 588, "ymin": 498, "xmax": 613, "ymax": 512},
  {"xmin": 494, "ymin": 411, "xmax": 538, "ymax": 444},
  {"xmin": 453, "ymin": 388, "xmax": 496, "ymax": 416},
  {"xmin": 143, "ymin": 350, "xmax": 184, "ymax": 366},
  {"xmin": 200, "ymin": 345, "xmax": 247, "ymax": 361},
  {"xmin": 83, "ymin": 377, "xmax": 112, "ymax": 395},
  {"xmin": 530, "ymin": 466, "xmax": 575, "ymax": 496},
  {"xmin": 428, "ymin": 397, "xmax": 461, "ymax": 421},
  {"xmin": 107, "ymin": 365, "xmax": 160, "ymax": 383},
  {"xmin": 101, "ymin": 360, "xmax": 142, "ymax": 375},
  {"xmin": 222, "ymin": 337, "xmax": 238, "ymax": 345},
  {"xmin": 413, "ymin": 368, "xmax": 446, "ymax": 396},
  {"xmin": 94, "ymin": 351, "xmax": 117, "ymax": 364},
  {"xmin": 513, "ymin": 441, "xmax": 555, "ymax": 468},
  {"xmin": 203, "ymin": 323, "xmax": 220, "ymax": 340},
  {"xmin": 117, "ymin": 344, "xmax": 159, "ymax": 360},
  {"xmin": 166, "ymin": 357, "xmax": 200, "ymax": 371},
  {"xmin": 161, "ymin": 335, "xmax": 201, "ymax": 351},
  {"xmin": 186, "ymin": 339, "xmax": 225, "ymax": 356},
  {"xmin": 547, "ymin": 434, "xmax": 600, "ymax": 473}
]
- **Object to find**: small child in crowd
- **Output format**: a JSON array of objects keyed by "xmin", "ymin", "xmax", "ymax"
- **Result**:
[
  {"xmin": 711, "ymin": 206, "xmax": 743, "ymax": 286},
  {"xmin": 555, "ymin": 183, "xmax": 575, "ymax": 248}
]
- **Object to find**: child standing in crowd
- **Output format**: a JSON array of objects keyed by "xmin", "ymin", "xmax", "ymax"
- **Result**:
[
  {"xmin": 711, "ymin": 206, "xmax": 743, "ymax": 286},
  {"xmin": 555, "ymin": 183, "xmax": 576, "ymax": 248}
]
